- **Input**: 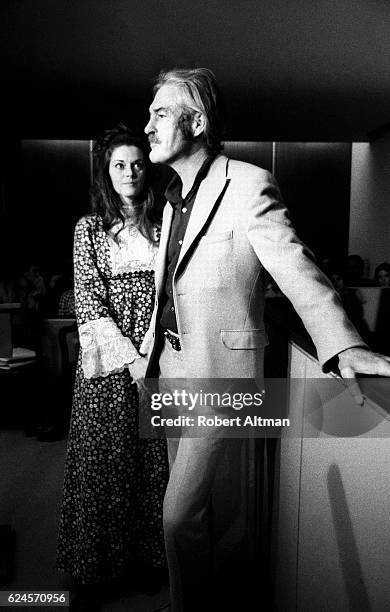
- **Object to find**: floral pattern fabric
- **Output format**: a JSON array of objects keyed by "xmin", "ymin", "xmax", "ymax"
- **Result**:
[{"xmin": 56, "ymin": 214, "xmax": 168, "ymax": 584}]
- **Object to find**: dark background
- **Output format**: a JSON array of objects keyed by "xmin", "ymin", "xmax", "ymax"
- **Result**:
[
  {"xmin": 1, "ymin": 0, "xmax": 389, "ymax": 141},
  {"xmin": 0, "ymin": 0, "xmax": 389, "ymax": 275}
]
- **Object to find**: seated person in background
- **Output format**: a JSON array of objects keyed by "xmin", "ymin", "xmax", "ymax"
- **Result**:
[
  {"xmin": 12, "ymin": 263, "xmax": 46, "ymax": 350},
  {"xmin": 374, "ymin": 262, "xmax": 390, "ymax": 288},
  {"xmin": 44, "ymin": 262, "xmax": 73, "ymax": 316},
  {"xmin": 330, "ymin": 269, "xmax": 371, "ymax": 343},
  {"xmin": 57, "ymin": 288, "xmax": 75, "ymax": 317},
  {"xmin": 345, "ymin": 254, "xmax": 374, "ymax": 286},
  {"xmin": 56, "ymin": 268, "xmax": 75, "ymax": 317},
  {"xmin": 16, "ymin": 263, "xmax": 47, "ymax": 311},
  {"xmin": 0, "ymin": 274, "xmax": 16, "ymax": 304},
  {"xmin": 319, "ymin": 255, "xmax": 337, "ymax": 279}
]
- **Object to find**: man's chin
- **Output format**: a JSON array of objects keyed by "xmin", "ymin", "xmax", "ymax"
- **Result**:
[{"xmin": 149, "ymin": 148, "xmax": 162, "ymax": 164}]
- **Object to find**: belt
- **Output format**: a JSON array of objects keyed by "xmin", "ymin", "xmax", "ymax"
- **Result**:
[{"xmin": 162, "ymin": 328, "xmax": 181, "ymax": 351}]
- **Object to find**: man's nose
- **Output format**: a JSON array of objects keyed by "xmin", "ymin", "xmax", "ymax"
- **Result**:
[{"xmin": 144, "ymin": 118, "xmax": 153, "ymax": 134}]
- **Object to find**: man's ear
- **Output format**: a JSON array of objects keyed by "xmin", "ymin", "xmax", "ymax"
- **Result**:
[{"xmin": 192, "ymin": 112, "xmax": 206, "ymax": 138}]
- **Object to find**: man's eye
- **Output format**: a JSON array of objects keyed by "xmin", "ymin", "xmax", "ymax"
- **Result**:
[{"xmin": 157, "ymin": 114, "xmax": 166, "ymax": 119}]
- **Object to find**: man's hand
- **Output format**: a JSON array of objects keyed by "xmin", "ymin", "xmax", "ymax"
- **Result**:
[{"xmin": 338, "ymin": 347, "xmax": 390, "ymax": 405}]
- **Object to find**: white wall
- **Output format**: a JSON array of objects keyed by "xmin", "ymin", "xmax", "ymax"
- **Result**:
[{"xmin": 350, "ymin": 133, "xmax": 390, "ymax": 277}]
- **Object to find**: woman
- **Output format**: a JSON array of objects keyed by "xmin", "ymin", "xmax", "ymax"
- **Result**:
[
  {"xmin": 374, "ymin": 262, "xmax": 390, "ymax": 287},
  {"xmin": 56, "ymin": 125, "xmax": 168, "ymax": 606}
]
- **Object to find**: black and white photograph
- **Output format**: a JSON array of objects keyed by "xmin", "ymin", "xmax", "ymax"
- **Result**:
[{"xmin": 1, "ymin": 1, "xmax": 390, "ymax": 611}]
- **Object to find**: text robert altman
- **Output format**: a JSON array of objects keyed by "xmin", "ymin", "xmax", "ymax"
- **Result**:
[{"xmin": 150, "ymin": 415, "xmax": 290, "ymax": 428}]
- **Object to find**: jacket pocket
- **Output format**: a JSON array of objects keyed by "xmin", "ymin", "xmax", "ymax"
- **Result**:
[
  {"xmin": 220, "ymin": 328, "xmax": 269, "ymax": 350},
  {"xmin": 201, "ymin": 230, "xmax": 233, "ymax": 244}
]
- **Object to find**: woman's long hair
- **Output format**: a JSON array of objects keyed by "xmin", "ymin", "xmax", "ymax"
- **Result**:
[{"xmin": 91, "ymin": 123, "xmax": 159, "ymax": 243}]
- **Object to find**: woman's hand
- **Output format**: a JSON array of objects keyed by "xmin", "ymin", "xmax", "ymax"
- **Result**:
[{"xmin": 128, "ymin": 355, "xmax": 148, "ymax": 387}]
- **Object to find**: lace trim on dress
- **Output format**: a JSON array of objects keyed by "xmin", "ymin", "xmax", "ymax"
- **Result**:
[
  {"xmin": 79, "ymin": 317, "xmax": 139, "ymax": 379},
  {"xmin": 108, "ymin": 223, "xmax": 158, "ymax": 275}
]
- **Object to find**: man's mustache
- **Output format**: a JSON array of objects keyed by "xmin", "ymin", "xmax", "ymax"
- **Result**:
[{"xmin": 148, "ymin": 136, "xmax": 161, "ymax": 145}]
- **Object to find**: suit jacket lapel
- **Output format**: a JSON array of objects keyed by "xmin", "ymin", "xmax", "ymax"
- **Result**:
[
  {"xmin": 175, "ymin": 155, "xmax": 229, "ymax": 272},
  {"xmin": 155, "ymin": 202, "xmax": 173, "ymax": 297}
]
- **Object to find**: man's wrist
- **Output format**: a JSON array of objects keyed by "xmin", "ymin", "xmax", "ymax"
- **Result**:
[
  {"xmin": 324, "ymin": 345, "xmax": 369, "ymax": 374},
  {"xmin": 337, "ymin": 345, "xmax": 369, "ymax": 359}
]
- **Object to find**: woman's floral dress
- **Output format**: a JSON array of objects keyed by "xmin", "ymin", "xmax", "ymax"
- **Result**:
[{"xmin": 56, "ymin": 214, "xmax": 168, "ymax": 584}]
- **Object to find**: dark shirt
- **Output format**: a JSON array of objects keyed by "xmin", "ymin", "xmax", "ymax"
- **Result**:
[{"xmin": 159, "ymin": 155, "xmax": 215, "ymax": 333}]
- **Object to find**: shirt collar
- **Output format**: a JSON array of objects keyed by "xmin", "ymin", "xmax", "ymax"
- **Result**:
[{"xmin": 165, "ymin": 154, "xmax": 216, "ymax": 208}]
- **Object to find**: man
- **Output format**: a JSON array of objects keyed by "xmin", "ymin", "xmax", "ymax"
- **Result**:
[{"xmin": 133, "ymin": 68, "xmax": 390, "ymax": 611}]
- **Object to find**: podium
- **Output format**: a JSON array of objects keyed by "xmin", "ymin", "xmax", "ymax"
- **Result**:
[{"xmin": 274, "ymin": 342, "xmax": 390, "ymax": 611}]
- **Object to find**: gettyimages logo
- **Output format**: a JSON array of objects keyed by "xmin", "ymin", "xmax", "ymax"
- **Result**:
[
  {"xmin": 139, "ymin": 376, "xmax": 390, "ymax": 440},
  {"xmin": 138, "ymin": 378, "xmax": 291, "ymax": 439},
  {"xmin": 149, "ymin": 388, "xmax": 265, "ymax": 411}
]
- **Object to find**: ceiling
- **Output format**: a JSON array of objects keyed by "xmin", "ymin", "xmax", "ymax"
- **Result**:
[{"xmin": 2, "ymin": 0, "xmax": 390, "ymax": 141}]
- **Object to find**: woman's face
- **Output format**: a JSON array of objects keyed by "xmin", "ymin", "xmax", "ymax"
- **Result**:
[
  {"xmin": 108, "ymin": 145, "xmax": 146, "ymax": 202},
  {"xmin": 377, "ymin": 269, "xmax": 390, "ymax": 287}
]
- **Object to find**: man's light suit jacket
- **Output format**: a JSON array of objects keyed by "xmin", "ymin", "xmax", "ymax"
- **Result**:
[{"xmin": 142, "ymin": 154, "xmax": 363, "ymax": 378}]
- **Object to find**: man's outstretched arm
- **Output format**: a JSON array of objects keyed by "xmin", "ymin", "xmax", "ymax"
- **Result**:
[{"xmin": 244, "ymin": 168, "xmax": 390, "ymax": 403}]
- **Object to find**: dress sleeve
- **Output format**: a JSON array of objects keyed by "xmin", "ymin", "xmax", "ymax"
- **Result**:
[{"xmin": 74, "ymin": 216, "xmax": 139, "ymax": 379}]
